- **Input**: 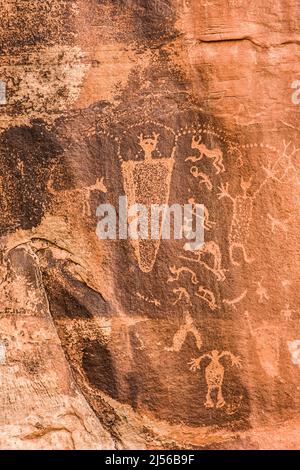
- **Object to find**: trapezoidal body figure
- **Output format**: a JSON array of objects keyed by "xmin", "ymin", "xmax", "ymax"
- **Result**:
[{"xmin": 120, "ymin": 126, "xmax": 176, "ymax": 272}]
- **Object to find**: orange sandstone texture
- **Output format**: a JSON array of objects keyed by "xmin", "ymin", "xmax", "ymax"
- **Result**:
[{"xmin": 0, "ymin": 0, "xmax": 299, "ymax": 449}]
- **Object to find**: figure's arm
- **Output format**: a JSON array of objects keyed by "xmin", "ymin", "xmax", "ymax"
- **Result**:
[
  {"xmin": 188, "ymin": 354, "xmax": 210, "ymax": 371},
  {"xmin": 219, "ymin": 351, "xmax": 242, "ymax": 367}
]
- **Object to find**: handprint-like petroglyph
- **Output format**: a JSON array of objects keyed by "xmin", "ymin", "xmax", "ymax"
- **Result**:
[
  {"xmin": 186, "ymin": 135, "xmax": 225, "ymax": 174},
  {"xmin": 165, "ymin": 312, "xmax": 202, "ymax": 352},
  {"xmin": 189, "ymin": 350, "xmax": 242, "ymax": 409},
  {"xmin": 255, "ymin": 277, "xmax": 269, "ymax": 303},
  {"xmin": 167, "ymin": 265, "xmax": 198, "ymax": 285},
  {"xmin": 195, "ymin": 286, "xmax": 218, "ymax": 310},
  {"xmin": 172, "ymin": 287, "xmax": 192, "ymax": 306},
  {"xmin": 180, "ymin": 241, "xmax": 226, "ymax": 282}
]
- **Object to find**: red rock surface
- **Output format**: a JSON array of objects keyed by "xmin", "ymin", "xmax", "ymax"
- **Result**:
[{"xmin": 0, "ymin": 0, "xmax": 299, "ymax": 449}]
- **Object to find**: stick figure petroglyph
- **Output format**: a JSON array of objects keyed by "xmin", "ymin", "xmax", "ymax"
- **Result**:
[
  {"xmin": 136, "ymin": 292, "xmax": 161, "ymax": 307},
  {"xmin": 190, "ymin": 166, "xmax": 213, "ymax": 191},
  {"xmin": 168, "ymin": 265, "xmax": 198, "ymax": 285},
  {"xmin": 281, "ymin": 303, "xmax": 295, "ymax": 321},
  {"xmin": 180, "ymin": 241, "xmax": 226, "ymax": 282},
  {"xmin": 165, "ymin": 312, "xmax": 202, "ymax": 352},
  {"xmin": 186, "ymin": 135, "xmax": 225, "ymax": 174},
  {"xmin": 189, "ymin": 350, "xmax": 242, "ymax": 409},
  {"xmin": 255, "ymin": 278, "xmax": 269, "ymax": 303},
  {"xmin": 195, "ymin": 286, "xmax": 217, "ymax": 310},
  {"xmin": 172, "ymin": 287, "xmax": 192, "ymax": 306}
]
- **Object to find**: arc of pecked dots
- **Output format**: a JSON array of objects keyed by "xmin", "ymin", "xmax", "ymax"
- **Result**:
[{"xmin": 98, "ymin": 123, "xmax": 283, "ymax": 165}]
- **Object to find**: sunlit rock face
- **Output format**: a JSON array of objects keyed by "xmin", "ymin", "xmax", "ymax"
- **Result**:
[{"xmin": 0, "ymin": 0, "xmax": 299, "ymax": 449}]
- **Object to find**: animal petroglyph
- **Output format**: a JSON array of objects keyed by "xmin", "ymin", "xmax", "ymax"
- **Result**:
[
  {"xmin": 195, "ymin": 286, "xmax": 217, "ymax": 310},
  {"xmin": 186, "ymin": 135, "xmax": 225, "ymax": 174},
  {"xmin": 47, "ymin": 176, "xmax": 107, "ymax": 216},
  {"xmin": 165, "ymin": 312, "xmax": 202, "ymax": 352},
  {"xmin": 181, "ymin": 241, "xmax": 226, "ymax": 282},
  {"xmin": 172, "ymin": 287, "xmax": 192, "ymax": 306},
  {"xmin": 168, "ymin": 265, "xmax": 198, "ymax": 285},
  {"xmin": 189, "ymin": 350, "xmax": 242, "ymax": 409},
  {"xmin": 118, "ymin": 122, "xmax": 177, "ymax": 272}
]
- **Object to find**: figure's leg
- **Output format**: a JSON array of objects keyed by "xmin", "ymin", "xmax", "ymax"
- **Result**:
[
  {"xmin": 231, "ymin": 243, "xmax": 254, "ymax": 266},
  {"xmin": 190, "ymin": 326, "xmax": 202, "ymax": 351},
  {"xmin": 213, "ymin": 158, "xmax": 221, "ymax": 174},
  {"xmin": 204, "ymin": 386, "xmax": 214, "ymax": 408},
  {"xmin": 216, "ymin": 386, "xmax": 225, "ymax": 408},
  {"xmin": 218, "ymin": 155, "xmax": 225, "ymax": 173}
]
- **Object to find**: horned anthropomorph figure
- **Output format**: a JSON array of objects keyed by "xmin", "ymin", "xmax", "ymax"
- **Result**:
[{"xmin": 189, "ymin": 350, "xmax": 241, "ymax": 408}]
